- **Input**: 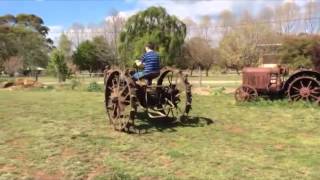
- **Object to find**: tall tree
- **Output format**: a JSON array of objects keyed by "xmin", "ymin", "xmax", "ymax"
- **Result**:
[
  {"xmin": 118, "ymin": 6, "xmax": 187, "ymax": 66},
  {"xmin": 275, "ymin": 2, "xmax": 300, "ymax": 34},
  {"xmin": 107, "ymin": 9, "xmax": 125, "ymax": 64},
  {"xmin": 199, "ymin": 15, "xmax": 212, "ymax": 41},
  {"xmin": 48, "ymin": 50, "xmax": 69, "ymax": 82},
  {"xmin": 182, "ymin": 17, "xmax": 198, "ymax": 40},
  {"xmin": 304, "ymin": 1, "xmax": 320, "ymax": 34},
  {"xmin": 0, "ymin": 14, "xmax": 51, "ymax": 72},
  {"xmin": 73, "ymin": 37, "xmax": 112, "ymax": 73},
  {"xmin": 73, "ymin": 40, "xmax": 97, "ymax": 73},
  {"xmin": 92, "ymin": 36, "xmax": 114, "ymax": 67},
  {"xmin": 218, "ymin": 23, "xmax": 278, "ymax": 73},
  {"xmin": 184, "ymin": 37, "xmax": 217, "ymax": 76},
  {"xmin": 258, "ymin": 6, "xmax": 275, "ymax": 22},
  {"xmin": 218, "ymin": 10, "xmax": 236, "ymax": 35},
  {"xmin": 69, "ymin": 23, "xmax": 85, "ymax": 47},
  {"xmin": 58, "ymin": 33, "xmax": 72, "ymax": 58}
]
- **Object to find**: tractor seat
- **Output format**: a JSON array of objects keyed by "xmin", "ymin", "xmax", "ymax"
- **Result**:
[{"xmin": 140, "ymin": 72, "xmax": 160, "ymax": 86}]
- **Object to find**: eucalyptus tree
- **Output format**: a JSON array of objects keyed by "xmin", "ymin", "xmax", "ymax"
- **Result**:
[{"xmin": 0, "ymin": 14, "xmax": 51, "ymax": 73}]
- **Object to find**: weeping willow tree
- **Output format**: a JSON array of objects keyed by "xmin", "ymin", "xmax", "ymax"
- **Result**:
[{"xmin": 118, "ymin": 6, "xmax": 186, "ymax": 66}]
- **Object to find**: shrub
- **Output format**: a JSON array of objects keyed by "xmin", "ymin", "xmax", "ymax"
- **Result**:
[
  {"xmin": 70, "ymin": 79, "xmax": 81, "ymax": 90},
  {"xmin": 87, "ymin": 81, "xmax": 102, "ymax": 92},
  {"xmin": 47, "ymin": 50, "xmax": 70, "ymax": 82},
  {"xmin": 46, "ymin": 85, "xmax": 54, "ymax": 90}
]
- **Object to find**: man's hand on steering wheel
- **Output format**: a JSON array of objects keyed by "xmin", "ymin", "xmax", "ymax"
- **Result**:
[{"xmin": 133, "ymin": 60, "xmax": 144, "ymax": 69}]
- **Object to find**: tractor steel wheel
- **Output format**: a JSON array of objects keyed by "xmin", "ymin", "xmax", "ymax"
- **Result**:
[
  {"xmin": 156, "ymin": 69, "xmax": 192, "ymax": 119},
  {"xmin": 288, "ymin": 76, "xmax": 320, "ymax": 103},
  {"xmin": 105, "ymin": 70, "xmax": 136, "ymax": 131},
  {"xmin": 234, "ymin": 85, "xmax": 258, "ymax": 102}
]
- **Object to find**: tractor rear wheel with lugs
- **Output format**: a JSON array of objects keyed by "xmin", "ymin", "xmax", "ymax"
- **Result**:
[
  {"xmin": 104, "ymin": 70, "xmax": 137, "ymax": 131},
  {"xmin": 287, "ymin": 76, "xmax": 320, "ymax": 103},
  {"xmin": 155, "ymin": 69, "xmax": 192, "ymax": 120}
]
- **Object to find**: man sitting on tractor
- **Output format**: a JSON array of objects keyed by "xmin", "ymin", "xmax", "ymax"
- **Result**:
[{"xmin": 133, "ymin": 42, "xmax": 160, "ymax": 85}]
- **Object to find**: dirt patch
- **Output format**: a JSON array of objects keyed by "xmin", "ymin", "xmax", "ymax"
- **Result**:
[
  {"xmin": 274, "ymin": 144, "xmax": 286, "ymax": 150},
  {"xmin": 33, "ymin": 170, "xmax": 64, "ymax": 180},
  {"xmin": 224, "ymin": 125, "xmax": 245, "ymax": 134},
  {"xmin": 193, "ymin": 87, "xmax": 212, "ymax": 95},
  {"xmin": 6, "ymin": 137, "xmax": 27, "ymax": 148},
  {"xmin": 1, "ymin": 78, "xmax": 44, "ymax": 90},
  {"xmin": 61, "ymin": 147, "xmax": 77, "ymax": 158},
  {"xmin": 0, "ymin": 165, "xmax": 17, "ymax": 172},
  {"xmin": 174, "ymin": 170, "xmax": 188, "ymax": 178},
  {"xmin": 139, "ymin": 176, "xmax": 161, "ymax": 180},
  {"xmin": 87, "ymin": 165, "xmax": 109, "ymax": 180},
  {"xmin": 224, "ymin": 87, "xmax": 236, "ymax": 94},
  {"xmin": 158, "ymin": 155, "xmax": 172, "ymax": 167}
]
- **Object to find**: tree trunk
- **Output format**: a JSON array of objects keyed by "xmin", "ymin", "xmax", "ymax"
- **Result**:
[
  {"xmin": 236, "ymin": 67, "xmax": 240, "ymax": 75},
  {"xmin": 205, "ymin": 68, "xmax": 209, "ymax": 77},
  {"xmin": 35, "ymin": 72, "xmax": 38, "ymax": 82},
  {"xmin": 198, "ymin": 66, "xmax": 202, "ymax": 87}
]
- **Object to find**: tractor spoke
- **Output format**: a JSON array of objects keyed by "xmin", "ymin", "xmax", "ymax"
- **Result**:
[
  {"xmin": 291, "ymin": 94, "xmax": 300, "ymax": 98},
  {"xmin": 300, "ymin": 81, "xmax": 305, "ymax": 88},
  {"xmin": 293, "ymin": 86, "xmax": 300, "ymax": 91},
  {"xmin": 310, "ymin": 94, "xmax": 319, "ymax": 100},
  {"xmin": 294, "ymin": 96, "xmax": 301, "ymax": 101},
  {"xmin": 307, "ymin": 80, "xmax": 312, "ymax": 88}
]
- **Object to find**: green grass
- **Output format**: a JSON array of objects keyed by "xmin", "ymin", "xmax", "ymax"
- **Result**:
[{"xmin": 0, "ymin": 90, "xmax": 320, "ymax": 180}]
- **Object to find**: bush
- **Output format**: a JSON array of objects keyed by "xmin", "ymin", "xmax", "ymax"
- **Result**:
[
  {"xmin": 45, "ymin": 85, "xmax": 54, "ymax": 90},
  {"xmin": 47, "ymin": 50, "xmax": 70, "ymax": 82},
  {"xmin": 87, "ymin": 81, "xmax": 102, "ymax": 92},
  {"xmin": 70, "ymin": 79, "xmax": 81, "ymax": 90}
]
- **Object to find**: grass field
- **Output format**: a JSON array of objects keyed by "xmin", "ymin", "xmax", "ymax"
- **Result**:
[{"xmin": 1, "ymin": 87, "xmax": 320, "ymax": 180}]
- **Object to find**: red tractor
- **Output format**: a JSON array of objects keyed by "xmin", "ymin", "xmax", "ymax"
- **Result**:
[{"xmin": 235, "ymin": 53, "xmax": 320, "ymax": 104}]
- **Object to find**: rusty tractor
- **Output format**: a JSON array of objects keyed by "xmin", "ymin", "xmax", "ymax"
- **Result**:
[
  {"xmin": 235, "ymin": 54, "xmax": 320, "ymax": 103},
  {"xmin": 104, "ymin": 67, "xmax": 192, "ymax": 131}
]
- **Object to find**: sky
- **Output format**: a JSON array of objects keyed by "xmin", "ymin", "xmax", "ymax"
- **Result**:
[{"xmin": 0, "ymin": 0, "xmax": 311, "ymax": 40}]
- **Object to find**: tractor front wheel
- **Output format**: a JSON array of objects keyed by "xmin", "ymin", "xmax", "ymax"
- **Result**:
[{"xmin": 234, "ymin": 85, "xmax": 258, "ymax": 102}]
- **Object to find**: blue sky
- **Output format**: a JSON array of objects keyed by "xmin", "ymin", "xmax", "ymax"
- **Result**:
[
  {"xmin": 0, "ymin": 0, "xmax": 311, "ymax": 40},
  {"xmin": 0, "ymin": 0, "xmax": 137, "ymax": 27}
]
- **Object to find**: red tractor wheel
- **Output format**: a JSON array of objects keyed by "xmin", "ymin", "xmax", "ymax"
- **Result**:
[
  {"xmin": 234, "ymin": 85, "xmax": 258, "ymax": 102},
  {"xmin": 287, "ymin": 76, "xmax": 320, "ymax": 103}
]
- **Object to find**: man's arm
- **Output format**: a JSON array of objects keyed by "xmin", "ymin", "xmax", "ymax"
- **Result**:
[{"xmin": 141, "ymin": 53, "xmax": 146, "ymax": 63}]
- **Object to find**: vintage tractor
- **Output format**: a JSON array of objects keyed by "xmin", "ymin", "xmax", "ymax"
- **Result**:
[
  {"xmin": 235, "ymin": 53, "xmax": 320, "ymax": 104},
  {"xmin": 104, "ymin": 67, "xmax": 192, "ymax": 131}
]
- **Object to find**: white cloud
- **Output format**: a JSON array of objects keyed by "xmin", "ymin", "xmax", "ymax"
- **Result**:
[
  {"xmin": 104, "ymin": 9, "xmax": 139, "ymax": 22},
  {"xmin": 138, "ymin": 0, "xmax": 233, "ymax": 20},
  {"xmin": 118, "ymin": 0, "xmax": 233, "ymax": 21},
  {"xmin": 48, "ymin": 25, "xmax": 64, "ymax": 43}
]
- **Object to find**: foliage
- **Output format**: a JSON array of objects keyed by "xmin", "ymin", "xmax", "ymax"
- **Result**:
[
  {"xmin": 87, "ymin": 81, "xmax": 103, "ymax": 92},
  {"xmin": 0, "ymin": 14, "xmax": 51, "ymax": 72},
  {"xmin": 73, "ymin": 37, "xmax": 113, "ymax": 73},
  {"xmin": 58, "ymin": 34, "xmax": 72, "ymax": 61},
  {"xmin": 118, "ymin": 6, "xmax": 186, "ymax": 66},
  {"xmin": 48, "ymin": 50, "xmax": 69, "ymax": 82},
  {"xmin": 279, "ymin": 34, "xmax": 320, "ymax": 70},
  {"xmin": 218, "ymin": 23, "xmax": 278, "ymax": 70},
  {"xmin": 3, "ymin": 56, "xmax": 23, "ymax": 76},
  {"xmin": 70, "ymin": 79, "xmax": 81, "ymax": 90},
  {"xmin": 183, "ymin": 37, "xmax": 219, "ymax": 76},
  {"xmin": 92, "ymin": 36, "xmax": 114, "ymax": 66},
  {"xmin": 0, "ymin": 14, "xmax": 50, "ymax": 37}
]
